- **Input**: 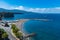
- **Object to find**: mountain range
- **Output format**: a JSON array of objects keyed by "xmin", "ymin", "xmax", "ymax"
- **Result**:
[
  {"xmin": 0, "ymin": 8, "xmax": 28, "ymax": 14},
  {"xmin": 0, "ymin": 8, "xmax": 40, "ymax": 14}
]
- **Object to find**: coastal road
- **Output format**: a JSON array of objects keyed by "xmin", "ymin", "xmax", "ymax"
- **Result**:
[{"xmin": 0, "ymin": 24, "xmax": 16, "ymax": 40}]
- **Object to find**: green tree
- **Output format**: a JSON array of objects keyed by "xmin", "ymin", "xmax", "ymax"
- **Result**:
[
  {"xmin": 11, "ymin": 24, "xmax": 16, "ymax": 29},
  {"xmin": 2, "ymin": 32, "xmax": 8, "ymax": 38},
  {"xmin": 0, "ymin": 29, "xmax": 5, "ymax": 33},
  {"xmin": 15, "ymin": 32, "xmax": 23, "ymax": 38},
  {"xmin": 11, "ymin": 24, "xmax": 19, "ymax": 33}
]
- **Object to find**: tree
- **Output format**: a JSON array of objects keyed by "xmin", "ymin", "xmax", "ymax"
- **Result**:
[
  {"xmin": 2, "ymin": 32, "xmax": 8, "ymax": 38},
  {"xmin": 15, "ymin": 32, "xmax": 23, "ymax": 38},
  {"xmin": 11, "ymin": 24, "xmax": 19, "ymax": 33},
  {"xmin": 0, "ymin": 29, "xmax": 5, "ymax": 34},
  {"xmin": 11, "ymin": 24, "xmax": 16, "ymax": 29}
]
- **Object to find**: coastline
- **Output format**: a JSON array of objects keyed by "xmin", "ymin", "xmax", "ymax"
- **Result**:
[
  {"xmin": 15, "ymin": 19, "xmax": 30, "ymax": 40},
  {"xmin": 9, "ymin": 19, "xmax": 49, "ymax": 40},
  {"xmin": 0, "ymin": 19, "xmax": 49, "ymax": 40}
]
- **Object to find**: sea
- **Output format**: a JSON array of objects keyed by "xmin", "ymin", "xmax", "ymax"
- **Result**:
[{"xmin": 2, "ymin": 13, "xmax": 60, "ymax": 40}]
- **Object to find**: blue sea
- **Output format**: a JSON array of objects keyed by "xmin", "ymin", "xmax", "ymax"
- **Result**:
[
  {"xmin": 23, "ymin": 20, "xmax": 60, "ymax": 40},
  {"xmin": 3, "ymin": 13, "xmax": 60, "ymax": 40}
]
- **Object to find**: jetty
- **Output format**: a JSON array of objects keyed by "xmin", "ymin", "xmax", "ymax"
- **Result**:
[{"xmin": 24, "ymin": 33, "xmax": 36, "ymax": 38}]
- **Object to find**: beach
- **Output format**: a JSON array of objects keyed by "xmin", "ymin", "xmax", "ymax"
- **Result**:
[
  {"xmin": 15, "ymin": 19, "xmax": 29, "ymax": 30},
  {"xmin": 15, "ymin": 19, "xmax": 29, "ymax": 40}
]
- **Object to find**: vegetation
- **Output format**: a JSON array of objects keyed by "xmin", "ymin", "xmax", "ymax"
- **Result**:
[
  {"xmin": 15, "ymin": 32, "xmax": 23, "ymax": 38},
  {"xmin": 11, "ymin": 24, "xmax": 23, "ymax": 39},
  {"xmin": 0, "ymin": 29, "xmax": 5, "ymax": 33},
  {"xmin": 11, "ymin": 24, "xmax": 19, "ymax": 33},
  {"xmin": 0, "ymin": 28, "xmax": 8, "ymax": 39},
  {"xmin": 2, "ymin": 32, "xmax": 8, "ymax": 38},
  {"xmin": 0, "ymin": 12, "xmax": 14, "ymax": 18}
]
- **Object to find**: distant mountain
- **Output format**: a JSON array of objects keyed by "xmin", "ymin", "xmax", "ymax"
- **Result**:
[
  {"xmin": 0, "ymin": 8, "xmax": 41, "ymax": 14},
  {"xmin": 0, "ymin": 8, "xmax": 8, "ymax": 12},
  {"xmin": 0, "ymin": 8, "xmax": 28, "ymax": 14}
]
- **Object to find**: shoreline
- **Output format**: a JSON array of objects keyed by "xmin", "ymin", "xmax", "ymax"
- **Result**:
[
  {"xmin": 15, "ymin": 19, "xmax": 30, "ymax": 40},
  {"xmin": 0, "ymin": 19, "xmax": 49, "ymax": 40},
  {"xmin": 14, "ymin": 19, "xmax": 43, "ymax": 40}
]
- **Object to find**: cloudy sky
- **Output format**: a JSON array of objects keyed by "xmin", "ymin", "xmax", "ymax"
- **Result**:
[{"xmin": 0, "ymin": 0, "xmax": 60, "ymax": 13}]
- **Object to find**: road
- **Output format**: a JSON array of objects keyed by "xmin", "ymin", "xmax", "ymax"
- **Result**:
[{"xmin": 0, "ymin": 24, "xmax": 16, "ymax": 40}]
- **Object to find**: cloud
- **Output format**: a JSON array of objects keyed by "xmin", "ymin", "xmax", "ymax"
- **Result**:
[
  {"xmin": 15, "ymin": 6, "xmax": 24, "ymax": 10},
  {"xmin": 29, "ymin": 7, "xmax": 60, "ymax": 13},
  {"xmin": 27, "ymin": 8, "xmax": 46, "ymax": 13},
  {"xmin": 44, "ymin": 7, "xmax": 60, "ymax": 13},
  {"xmin": 15, "ymin": 6, "xmax": 60, "ymax": 13}
]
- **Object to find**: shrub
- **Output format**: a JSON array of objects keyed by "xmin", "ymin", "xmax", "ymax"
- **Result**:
[
  {"xmin": 15, "ymin": 32, "xmax": 23, "ymax": 38},
  {"xmin": 11, "ymin": 24, "xmax": 19, "ymax": 33},
  {"xmin": 2, "ymin": 32, "xmax": 8, "ymax": 38},
  {"xmin": 0, "ymin": 29, "xmax": 5, "ymax": 33},
  {"xmin": 0, "ymin": 28, "xmax": 8, "ymax": 39},
  {"xmin": 14, "ymin": 28, "xmax": 19, "ymax": 33},
  {"xmin": 11, "ymin": 24, "xmax": 16, "ymax": 29}
]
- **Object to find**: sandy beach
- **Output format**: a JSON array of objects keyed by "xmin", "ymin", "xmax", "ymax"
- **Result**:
[
  {"xmin": 15, "ymin": 19, "xmax": 29, "ymax": 30},
  {"xmin": 15, "ymin": 19, "xmax": 30, "ymax": 40}
]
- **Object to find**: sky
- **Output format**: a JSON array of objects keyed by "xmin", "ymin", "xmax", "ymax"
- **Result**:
[{"xmin": 0, "ymin": 0, "xmax": 60, "ymax": 13}]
